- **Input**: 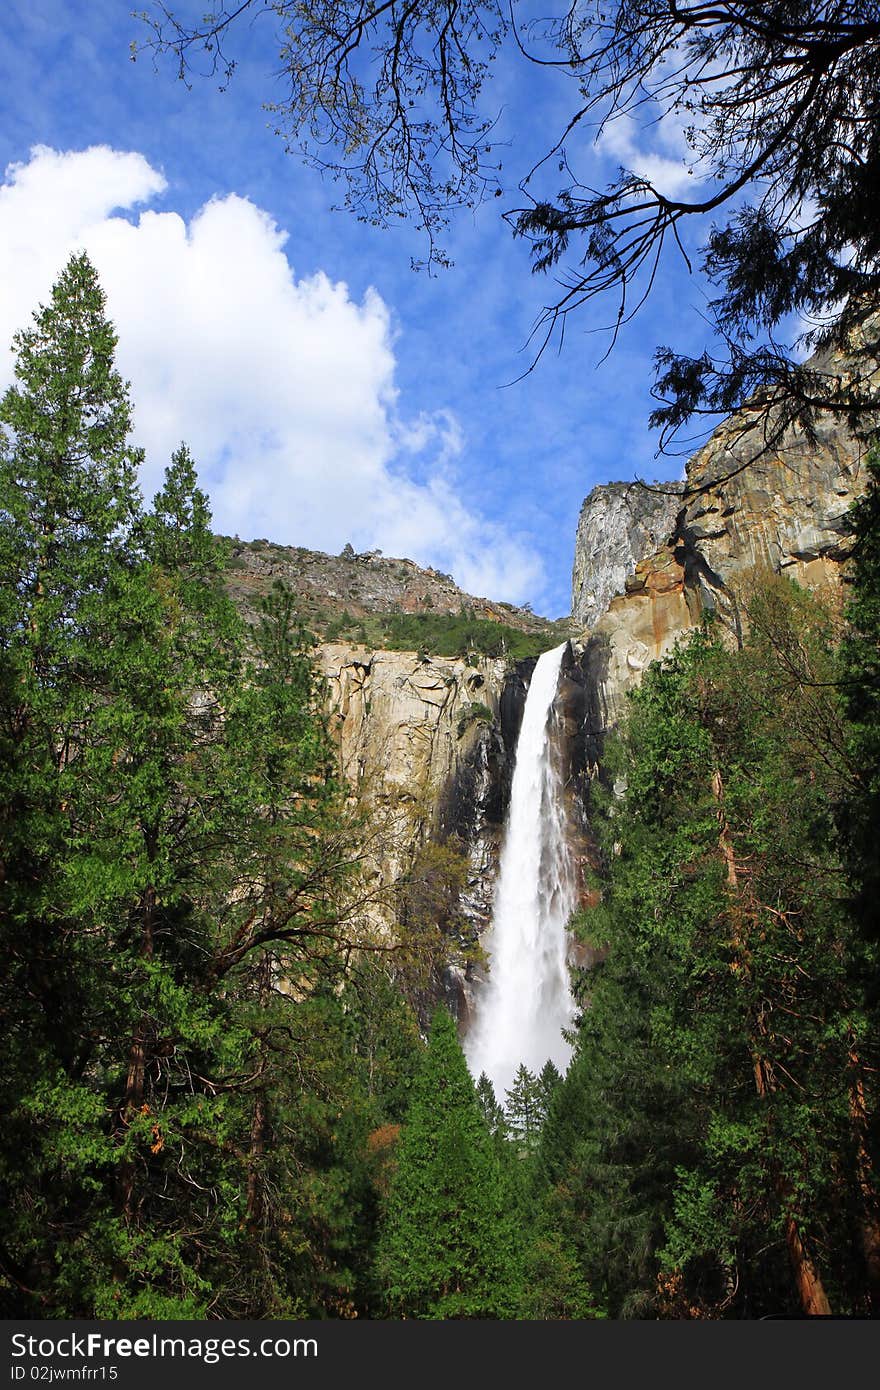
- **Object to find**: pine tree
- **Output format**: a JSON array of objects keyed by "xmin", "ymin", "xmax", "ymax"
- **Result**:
[
  {"xmin": 475, "ymin": 1072, "xmax": 506, "ymax": 1141},
  {"xmin": 836, "ymin": 443, "xmax": 880, "ymax": 1310},
  {"xmin": 839, "ymin": 444, "xmax": 880, "ymax": 940},
  {"xmin": 537, "ymin": 1061, "xmax": 562, "ymax": 1123},
  {"xmin": 0, "ymin": 253, "xmax": 158, "ymax": 1314},
  {"xmin": 546, "ymin": 585, "xmax": 875, "ymax": 1318},
  {"xmin": 0, "ymin": 250, "xmax": 145, "ymax": 1002},
  {"xmin": 505, "ymin": 1064, "xmax": 544, "ymax": 1151},
  {"xmin": 0, "ymin": 256, "xmax": 382, "ymax": 1318},
  {"xmin": 375, "ymin": 1008, "xmax": 522, "ymax": 1318}
]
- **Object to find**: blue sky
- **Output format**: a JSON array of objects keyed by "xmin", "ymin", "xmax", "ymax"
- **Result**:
[{"xmin": 0, "ymin": 1, "xmax": 722, "ymax": 617}]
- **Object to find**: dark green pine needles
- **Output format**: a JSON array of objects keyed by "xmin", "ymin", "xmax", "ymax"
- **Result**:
[
  {"xmin": 0, "ymin": 252, "xmax": 375, "ymax": 1318},
  {"xmin": 375, "ymin": 1008, "xmax": 522, "ymax": 1318}
]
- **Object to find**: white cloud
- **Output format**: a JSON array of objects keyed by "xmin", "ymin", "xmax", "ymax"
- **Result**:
[
  {"xmin": 0, "ymin": 145, "xmax": 543, "ymax": 604},
  {"xmin": 597, "ymin": 113, "xmax": 697, "ymax": 199},
  {"xmin": 0, "ymin": 145, "xmax": 167, "ymax": 363}
]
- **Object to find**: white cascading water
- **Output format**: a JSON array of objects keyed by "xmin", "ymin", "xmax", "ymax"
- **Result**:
[{"xmin": 465, "ymin": 642, "xmax": 577, "ymax": 1099}]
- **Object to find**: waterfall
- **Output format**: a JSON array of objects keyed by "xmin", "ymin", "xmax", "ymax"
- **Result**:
[{"xmin": 465, "ymin": 642, "xmax": 577, "ymax": 1100}]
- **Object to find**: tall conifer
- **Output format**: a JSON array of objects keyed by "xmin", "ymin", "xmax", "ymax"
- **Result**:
[
  {"xmin": 376, "ymin": 1008, "xmax": 521, "ymax": 1317},
  {"xmin": 0, "ymin": 256, "xmax": 374, "ymax": 1317}
]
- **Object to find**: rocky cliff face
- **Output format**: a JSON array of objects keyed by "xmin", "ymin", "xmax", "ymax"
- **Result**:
[
  {"xmin": 313, "ymin": 637, "xmax": 600, "ymax": 1020},
  {"xmin": 572, "ymin": 481, "xmax": 682, "ymax": 629},
  {"xmin": 315, "ymin": 643, "xmax": 511, "ymax": 939},
  {"xmin": 573, "ymin": 402, "xmax": 871, "ymax": 729},
  {"xmin": 220, "ymin": 536, "xmax": 577, "ymax": 1021},
  {"xmin": 224, "ymin": 536, "xmax": 554, "ymax": 639}
]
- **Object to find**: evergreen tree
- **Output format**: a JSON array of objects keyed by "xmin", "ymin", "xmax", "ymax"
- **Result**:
[
  {"xmin": 0, "ymin": 252, "xmax": 160, "ymax": 1313},
  {"xmin": 0, "ymin": 256, "xmax": 388, "ymax": 1318},
  {"xmin": 518, "ymin": 1065, "xmax": 605, "ymax": 1320},
  {"xmin": 0, "ymin": 250, "xmax": 145, "ymax": 1012},
  {"xmin": 839, "ymin": 444, "xmax": 880, "ymax": 941},
  {"xmin": 519, "ymin": 1212, "xmax": 603, "ymax": 1321},
  {"xmin": 475, "ymin": 1072, "xmax": 506, "ymax": 1141},
  {"xmin": 836, "ymin": 443, "xmax": 880, "ymax": 1309},
  {"xmin": 504, "ymin": 1064, "xmax": 543, "ymax": 1151},
  {"xmin": 537, "ymin": 1061, "xmax": 562, "ymax": 1122},
  {"xmin": 375, "ymin": 1008, "xmax": 521, "ymax": 1318},
  {"xmin": 340, "ymin": 957, "xmax": 424, "ymax": 1127},
  {"xmin": 396, "ymin": 836, "xmax": 478, "ymax": 1021},
  {"xmin": 545, "ymin": 585, "xmax": 876, "ymax": 1317},
  {"xmin": 210, "ymin": 578, "xmax": 374, "ymax": 1316}
]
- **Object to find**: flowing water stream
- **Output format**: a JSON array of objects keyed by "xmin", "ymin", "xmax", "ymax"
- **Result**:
[{"xmin": 465, "ymin": 642, "xmax": 577, "ymax": 1100}]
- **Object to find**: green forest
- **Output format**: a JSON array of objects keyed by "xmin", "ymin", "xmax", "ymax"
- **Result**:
[
  {"xmin": 322, "ymin": 609, "xmax": 559, "ymax": 664},
  {"xmin": 1, "ymin": 253, "xmax": 879, "ymax": 1320}
]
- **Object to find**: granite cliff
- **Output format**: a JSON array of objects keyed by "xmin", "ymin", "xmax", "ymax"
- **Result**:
[
  {"xmin": 222, "ymin": 541, "xmax": 569, "ymax": 955},
  {"xmin": 573, "ymin": 399, "xmax": 871, "ymax": 729},
  {"xmin": 572, "ymin": 481, "xmax": 682, "ymax": 629},
  {"xmin": 317, "ymin": 643, "xmax": 507, "ymax": 941}
]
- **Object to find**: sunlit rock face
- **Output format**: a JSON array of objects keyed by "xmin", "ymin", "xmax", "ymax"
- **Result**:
[
  {"xmin": 317, "ymin": 646, "xmax": 507, "ymax": 813},
  {"xmin": 315, "ymin": 644, "xmax": 510, "ymax": 937},
  {"xmin": 572, "ymin": 367, "xmax": 875, "ymax": 729},
  {"xmin": 571, "ymin": 481, "xmax": 682, "ymax": 630},
  {"xmin": 682, "ymin": 407, "xmax": 863, "ymax": 597}
]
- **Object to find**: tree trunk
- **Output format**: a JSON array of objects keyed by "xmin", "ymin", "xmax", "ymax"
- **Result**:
[
  {"xmin": 243, "ymin": 955, "xmax": 271, "ymax": 1233},
  {"xmin": 784, "ymin": 1216, "xmax": 833, "ymax": 1317},
  {"xmin": 245, "ymin": 1091, "xmax": 267, "ymax": 1230}
]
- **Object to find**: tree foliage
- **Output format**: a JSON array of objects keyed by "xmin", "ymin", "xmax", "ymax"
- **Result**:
[
  {"xmin": 504, "ymin": 1064, "xmax": 544, "ymax": 1151},
  {"xmin": 375, "ymin": 1008, "xmax": 522, "ymax": 1317},
  {"xmin": 138, "ymin": 2, "xmax": 880, "ymax": 449},
  {"xmin": 475, "ymin": 1071, "xmax": 507, "ymax": 1141},
  {"xmin": 839, "ymin": 442, "xmax": 880, "ymax": 944},
  {"xmin": 136, "ymin": 0, "xmax": 510, "ymax": 272},
  {"xmin": 0, "ymin": 253, "xmax": 417, "ymax": 1318},
  {"xmin": 395, "ymin": 837, "xmax": 482, "ymax": 1018},
  {"xmin": 538, "ymin": 579, "xmax": 880, "ymax": 1317}
]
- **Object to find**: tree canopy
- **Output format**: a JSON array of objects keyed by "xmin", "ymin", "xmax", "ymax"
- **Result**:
[
  {"xmin": 539, "ymin": 576, "xmax": 880, "ymax": 1317},
  {"xmin": 138, "ymin": 2, "xmax": 880, "ymax": 452},
  {"xmin": 375, "ymin": 1007, "xmax": 522, "ymax": 1317},
  {"xmin": 0, "ymin": 252, "xmax": 415, "ymax": 1317}
]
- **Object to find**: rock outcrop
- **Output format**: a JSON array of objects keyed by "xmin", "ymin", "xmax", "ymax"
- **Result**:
[
  {"xmin": 571, "ymin": 481, "xmax": 682, "ymax": 629},
  {"xmin": 573, "ymin": 403, "xmax": 872, "ymax": 729},
  {"xmin": 224, "ymin": 537, "xmax": 555, "ymax": 640},
  {"xmin": 316, "ymin": 643, "xmax": 511, "ymax": 938}
]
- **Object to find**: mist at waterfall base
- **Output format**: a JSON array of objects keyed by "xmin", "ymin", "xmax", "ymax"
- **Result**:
[{"xmin": 465, "ymin": 643, "xmax": 578, "ymax": 1102}]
